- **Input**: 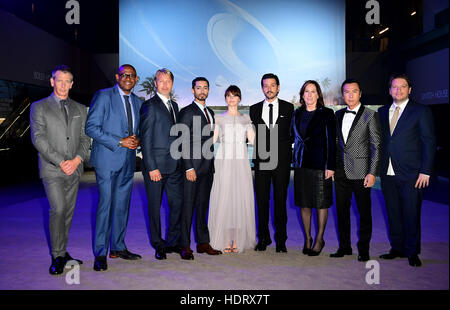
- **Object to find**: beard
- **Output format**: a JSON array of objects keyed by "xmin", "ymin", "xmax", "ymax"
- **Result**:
[
  {"xmin": 195, "ymin": 93, "xmax": 208, "ymax": 101},
  {"xmin": 264, "ymin": 91, "xmax": 278, "ymax": 100}
]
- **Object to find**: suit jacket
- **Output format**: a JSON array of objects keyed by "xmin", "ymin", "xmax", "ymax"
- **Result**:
[
  {"xmin": 85, "ymin": 85, "xmax": 143, "ymax": 172},
  {"xmin": 30, "ymin": 94, "xmax": 90, "ymax": 178},
  {"xmin": 249, "ymin": 99, "xmax": 294, "ymax": 171},
  {"xmin": 335, "ymin": 105, "xmax": 381, "ymax": 179},
  {"xmin": 178, "ymin": 102, "xmax": 215, "ymax": 176},
  {"xmin": 139, "ymin": 95, "xmax": 180, "ymax": 175},
  {"xmin": 290, "ymin": 105, "xmax": 336, "ymax": 171},
  {"xmin": 378, "ymin": 100, "xmax": 436, "ymax": 180}
]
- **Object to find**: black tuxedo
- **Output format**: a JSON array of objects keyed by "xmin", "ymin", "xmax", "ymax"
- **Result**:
[
  {"xmin": 334, "ymin": 105, "xmax": 381, "ymax": 254},
  {"xmin": 178, "ymin": 102, "xmax": 215, "ymax": 247},
  {"xmin": 139, "ymin": 94, "xmax": 183, "ymax": 251},
  {"xmin": 378, "ymin": 100, "xmax": 436, "ymax": 256},
  {"xmin": 249, "ymin": 99, "xmax": 294, "ymax": 246}
]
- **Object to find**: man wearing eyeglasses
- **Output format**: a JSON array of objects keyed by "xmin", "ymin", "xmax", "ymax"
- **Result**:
[{"xmin": 86, "ymin": 64, "xmax": 143, "ymax": 271}]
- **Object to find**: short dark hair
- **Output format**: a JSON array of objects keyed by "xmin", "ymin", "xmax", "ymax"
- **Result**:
[
  {"xmin": 51, "ymin": 65, "xmax": 72, "ymax": 79},
  {"xmin": 118, "ymin": 64, "xmax": 137, "ymax": 74},
  {"xmin": 192, "ymin": 77, "xmax": 209, "ymax": 89},
  {"xmin": 341, "ymin": 78, "xmax": 361, "ymax": 94},
  {"xmin": 299, "ymin": 80, "xmax": 325, "ymax": 108},
  {"xmin": 224, "ymin": 85, "xmax": 241, "ymax": 99},
  {"xmin": 261, "ymin": 73, "xmax": 279, "ymax": 87},
  {"xmin": 389, "ymin": 73, "xmax": 412, "ymax": 88}
]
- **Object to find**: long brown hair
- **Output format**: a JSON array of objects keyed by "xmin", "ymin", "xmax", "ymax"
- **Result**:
[{"xmin": 299, "ymin": 80, "xmax": 324, "ymax": 108}]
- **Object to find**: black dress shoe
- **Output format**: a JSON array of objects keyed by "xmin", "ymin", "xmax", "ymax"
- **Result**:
[
  {"xmin": 379, "ymin": 249, "xmax": 407, "ymax": 260},
  {"xmin": 357, "ymin": 253, "xmax": 370, "ymax": 262},
  {"xmin": 180, "ymin": 247, "xmax": 194, "ymax": 260},
  {"xmin": 308, "ymin": 240, "xmax": 325, "ymax": 257},
  {"xmin": 64, "ymin": 252, "xmax": 83, "ymax": 265},
  {"xmin": 276, "ymin": 244, "xmax": 287, "ymax": 253},
  {"xmin": 408, "ymin": 255, "xmax": 422, "ymax": 267},
  {"xmin": 155, "ymin": 248, "xmax": 167, "ymax": 260},
  {"xmin": 302, "ymin": 237, "xmax": 313, "ymax": 255},
  {"xmin": 93, "ymin": 256, "xmax": 107, "ymax": 271},
  {"xmin": 49, "ymin": 256, "xmax": 65, "ymax": 275},
  {"xmin": 254, "ymin": 240, "xmax": 271, "ymax": 251},
  {"xmin": 165, "ymin": 245, "xmax": 182, "ymax": 254},
  {"xmin": 330, "ymin": 248, "xmax": 353, "ymax": 258},
  {"xmin": 110, "ymin": 249, "xmax": 142, "ymax": 260}
]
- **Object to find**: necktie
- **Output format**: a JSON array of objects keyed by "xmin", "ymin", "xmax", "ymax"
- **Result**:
[
  {"xmin": 167, "ymin": 100, "xmax": 175, "ymax": 123},
  {"xmin": 204, "ymin": 107, "xmax": 211, "ymax": 125},
  {"xmin": 269, "ymin": 103, "xmax": 273, "ymax": 129},
  {"xmin": 390, "ymin": 106, "xmax": 400, "ymax": 135},
  {"xmin": 345, "ymin": 110, "xmax": 356, "ymax": 115},
  {"xmin": 123, "ymin": 95, "xmax": 134, "ymax": 135},
  {"xmin": 60, "ymin": 99, "xmax": 69, "ymax": 124}
]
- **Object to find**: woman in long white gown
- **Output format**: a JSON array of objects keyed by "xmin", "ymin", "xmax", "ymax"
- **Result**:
[{"xmin": 208, "ymin": 85, "xmax": 256, "ymax": 253}]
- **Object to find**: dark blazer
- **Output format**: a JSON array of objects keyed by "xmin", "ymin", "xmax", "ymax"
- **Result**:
[
  {"xmin": 86, "ymin": 85, "xmax": 142, "ymax": 172},
  {"xmin": 249, "ymin": 99, "xmax": 294, "ymax": 170},
  {"xmin": 335, "ymin": 105, "xmax": 381, "ymax": 179},
  {"xmin": 291, "ymin": 105, "xmax": 336, "ymax": 171},
  {"xmin": 30, "ymin": 94, "xmax": 90, "ymax": 179},
  {"xmin": 139, "ymin": 95, "xmax": 180, "ymax": 175},
  {"xmin": 378, "ymin": 100, "xmax": 436, "ymax": 180},
  {"xmin": 178, "ymin": 102, "xmax": 215, "ymax": 176}
]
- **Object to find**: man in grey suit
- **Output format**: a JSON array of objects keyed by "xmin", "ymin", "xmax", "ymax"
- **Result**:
[
  {"xmin": 30, "ymin": 65, "xmax": 90, "ymax": 275},
  {"xmin": 330, "ymin": 78, "xmax": 381, "ymax": 262}
]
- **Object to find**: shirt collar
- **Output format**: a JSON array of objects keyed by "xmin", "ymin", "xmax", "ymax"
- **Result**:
[
  {"xmin": 157, "ymin": 92, "xmax": 170, "ymax": 104},
  {"xmin": 391, "ymin": 99, "xmax": 409, "ymax": 111},
  {"xmin": 194, "ymin": 100, "xmax": 207, "ymax": 110},
  {"xmin": 51, "ymin": 92, "xmax": 69, "ymax": 105},
  {"xmin": 264, "ymin": 97, "xmax": 278, "ymax": 107},
  {"xmin": 347, "ymin": 102, "xmax": 361, "ymax": 113}
]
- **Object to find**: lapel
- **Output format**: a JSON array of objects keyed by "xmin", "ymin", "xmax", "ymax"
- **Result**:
[
  {"xmin": 191, "ymin": 101, "xmax": 209, "ymax": 126},
  {"xmin": 112, "ymin": 86, "xmax": 127, "ymax": 132},
  {"xmin": 254, "ymin": 101, "xmax": 265, "ymax": 125},
  {"xmin": 66, "ymin": 99, "xmax": 78, "ymax": 129},
  {"xmin": 391, "ymin": 101, "xmax": 413, "ymax": 137},
  {"xmin": 336, "ymin": 108, "xmax": 345, "ymax": 144},
  {"xmin": 379, "ymin": 104, "xmax": 390, "ymax": 135},
  {"xmin": 346, "ymin": 105, "xmax": 365, "ymax": 144},
  {"xmin": 303, "ymin": 106, "xmax": 321, "ymax": 139},
  {"xmin": 154, "ymin": 95, "xmax": 175, "ymax": 124},
  {"xmin": 48, "ymin": 95, "xmax": 68, "ymax": 126},
  {"xmin": 129, "ymin": 94, "xmax": 140, "ymax": 132},
  {"xmin": 276, "ymin": 100, "xmax": 284, "ymax": 125}
]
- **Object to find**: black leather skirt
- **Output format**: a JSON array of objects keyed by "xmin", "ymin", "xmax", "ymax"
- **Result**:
[{"xmin": 294, "ymin": 167, "xmax": 333, "ymax": 209}]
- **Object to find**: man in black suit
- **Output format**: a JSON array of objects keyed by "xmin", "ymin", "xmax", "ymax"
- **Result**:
[
  {"xmin": 378, "ymin": 74, "xmax": 436, "ymax": 267},
  {"xmin": 250, "ymin": 73, "xmax": 294, "ymax": 253},
  {"xmin": 140, "ymin": 68, "xmax": 184, "ymax": 260},
  {"xmin": 330, "ymin": 78, "xmax": 381, "ymax": 262},
  {"xmin": 178, "ymin": 77, "xmax": 222, "ymax": 260}
]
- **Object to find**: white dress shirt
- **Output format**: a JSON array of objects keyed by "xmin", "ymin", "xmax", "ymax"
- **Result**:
[
  {"xmin": 342, "ymin": 103, "xmax": 361, "ymax": 144},
  {"xmin": 262, "ymin": 98, "xmax": 279, "ymax": 128},
  {"xmin": 387, "ymin": 99, "xmax": 408, "ymax": 176}
]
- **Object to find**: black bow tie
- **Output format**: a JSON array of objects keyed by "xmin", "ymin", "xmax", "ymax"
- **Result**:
[{"xmin": 345, "ymin": 110, "xmax": 356, "ymax": 115}]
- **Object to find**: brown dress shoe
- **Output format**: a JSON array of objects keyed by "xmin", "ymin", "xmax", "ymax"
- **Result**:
[
  {"xmin": 197, "ymin": 243, "xmax": 222, "ymax": 255},
  {"xmin": 180, "ymin": 247, "xmax": 194, "ymax": 260}
]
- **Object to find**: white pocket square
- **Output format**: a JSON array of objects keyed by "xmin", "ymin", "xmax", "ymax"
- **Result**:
[{"xmin": 72, "ymin": 115, "xmax": 81, "ymax": 118}]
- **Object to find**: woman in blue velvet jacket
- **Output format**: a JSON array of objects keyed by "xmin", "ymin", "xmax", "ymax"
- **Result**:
[{"xmin": 290, "ymin": 80, "xmax": 336, "ymax": 256}]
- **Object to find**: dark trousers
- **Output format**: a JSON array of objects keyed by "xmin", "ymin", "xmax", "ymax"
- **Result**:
[
  {"xmin": 381, "ymin": 175, "xmax": 422, "ymax": 256},
  {"xmin": 334, "ymin": 175, "xmax": 372, "ymax": 254},
  {"xmin": 143, "ymin": 168, "xmax": 183, "ymax": 250},
  {"xmin": 180, "ymin": 172, "xmax": 213, "ymax": 247},
  {"xmin": 254, "ymin": 166, "xmax": 290, "ymax": 245}
]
